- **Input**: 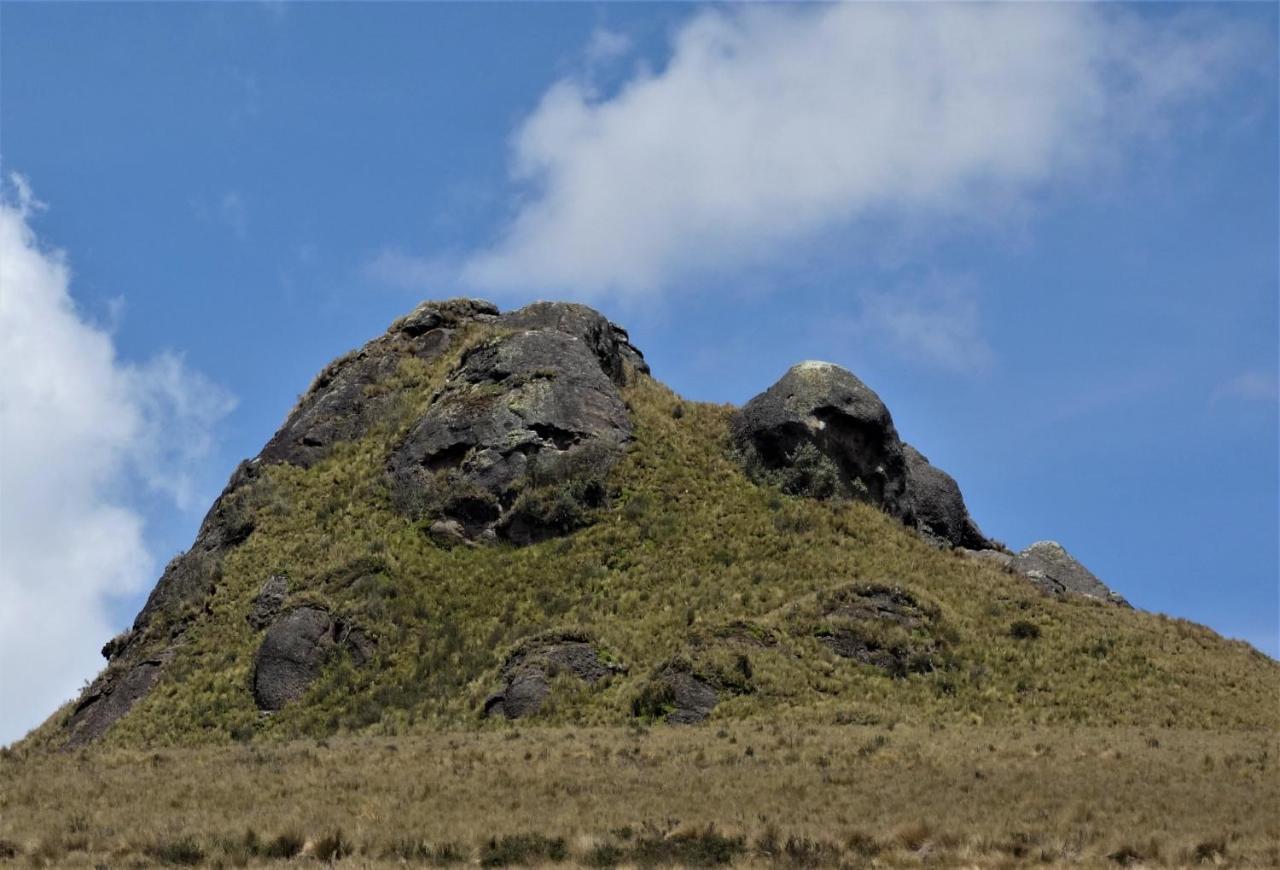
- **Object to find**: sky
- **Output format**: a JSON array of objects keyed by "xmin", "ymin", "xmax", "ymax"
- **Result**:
[{"xmin": 0, "ymin": 2, "xmax": 1276, "ymax": 746}]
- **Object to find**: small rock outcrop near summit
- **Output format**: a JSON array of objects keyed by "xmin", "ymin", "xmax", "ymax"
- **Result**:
[
  {"xmin": 261, "ymin": 298, "xmax": 499, "ymax": 468},
  {"xmin": 732, "ymin": 361, "xmax": 989, "ymax": 549},
  {"xmin": 388, "ymin": 303, "xmax": 639, "ymax": 543},
  {"xmin": 1011, "ymin": 541, "xmax": 1131, "ymax": 607},
  {"xmin": 483, "ymin": 632, "xmax": 625, "ymax": 720},
  {"xmin": 960, "ymin": 541, "xmax": 1129, "ymax": 606},
  {"xmin": 252, "ymin": 607, "xmax": 373, "ymax": 711}
]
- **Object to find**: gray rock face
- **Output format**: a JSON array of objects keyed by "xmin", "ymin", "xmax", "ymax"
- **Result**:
[
  {"xmin": 66, "ymin": 459, "xmax": 267, "ymax": 746},
  {"xmin": 496, "ymin": 301, "xmax": 648, "ymax": 385},
  {"xmin": 732, "ymin": 361, "xmax": 909, "ymax": 508},
  {"xmin": 247, "ymin": 574, "xmax": 289, "ymax": 630},
  {"xmin": 1012, "ymin": 541, "xmax": 1130, "ymax": 607},
  {"xmin": 732, "ymin": 362, "xmax": 989, "ymax": 549},
  {"xmin": 635, "ymin": 662, "xmax": 722, "ymax": 725},
  {"xmin": 251, "ymin": 607, "xmax": 373, "ymax": 711},
  {"xmin": 903, "ymin": 445, "xmax": 990, "ymax": 550},
  {"xmin": 388, "ymin": 322, "xmax": 633, "ymax": 542},
  {"xmin": 261, "ymin": 298, "xmax": 498, "ymax": 468},
  {"xmin": 483, "ymin": 632, "xmax": 624, "ymax": 720},
  {"xmin": 64, "ymin": 654, "xmax": 169, "ymax": 748}
]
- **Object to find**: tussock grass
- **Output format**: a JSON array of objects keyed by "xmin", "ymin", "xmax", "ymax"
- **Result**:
[
  {"xmin": 17, "ymin": 363, "xmax": 1269, "ymax": 749},
  {"xmin": 2, "ymin": 725, "xmax": 1276, "ymax": 867}
]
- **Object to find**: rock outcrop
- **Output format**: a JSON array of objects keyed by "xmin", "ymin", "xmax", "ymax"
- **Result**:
[
  {"xmin": 810, "ymin": 584, "xmax": 944, "ymax": 676},
  {"xmin": 1011, "ymin": 541, "xmax": 1130, "ymax": 607},
  {"xmin": 903, "ymin": 445, "xmax": 990, "ymax": 550},
  {"xmin": 732, "ymin": 361, "xmax": 989, "ymax": 549},
  {"xmin": 261, "ymin": 298, "xmax": 499, "ymax": 468},
  {"xmin": 252, "ymin": 606, "xmax": 373, "ymax": 711},
  {"xmin": 633, "ymin": 661, "xmax": 723, "ymax": 725},
  {"xmin": 483, "ymin": 632, "xmax": 624, "ymax": 720},
  {"xmin": 388, "ymin": 304, "xmax": 640, "ymax": 543},
  {"xmin": 959, "ymin": 541, "xmax": 1129, "ymax": 606},
  {"xmin": 247, "ymin": 574, "xmax": 289, "ymax": 630}
]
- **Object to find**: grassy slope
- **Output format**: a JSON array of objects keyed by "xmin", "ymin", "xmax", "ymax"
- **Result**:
[{"xmin": 29, "ymin": 317, "xmax": 1266, "ymax": 749}]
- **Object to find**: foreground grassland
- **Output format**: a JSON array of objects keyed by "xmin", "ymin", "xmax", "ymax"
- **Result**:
[{"xmin": 2, "ymin": 725, "xmax": 1277, "ymax": 868}]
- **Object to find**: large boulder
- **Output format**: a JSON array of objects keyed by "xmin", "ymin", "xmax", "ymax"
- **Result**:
[
  {"xmin": 1011, "ymin": 541, "xmax": 1130, "ymax": 607},
  {"xmin": 631, "ymin": 661, "xmax": 723, "ymax": 725},
  {"xmin": 731, "ymin": 361, "xmax": 909, "ymax": 508},
  {"xmin": 483, "ymin": 632, "xmax": 624, "ymax": 720},
  {"xmin": 388, "ymin": 323, "xmax": 633, "ymax": 542},
  {"xmin": 732, "ymin": 361, "xmax": 989, "ymax": 549},
  {"xmin": 251, "ymin": 607, "xmax": 373, "ymax": 711}
]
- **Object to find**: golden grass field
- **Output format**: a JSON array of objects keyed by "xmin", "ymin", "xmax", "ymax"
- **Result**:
[{"xmin": 3, "ymin": 723, "xmax": 1277, "ymax": 868}]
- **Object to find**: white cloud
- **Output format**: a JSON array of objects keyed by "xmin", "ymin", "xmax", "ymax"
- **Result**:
[
  {"xmin": 0, "ymin": 177, "xmax": 234, "ymax": 746},
  {"xmin": 584, "ymin": 28, "xmax": 631, "ymax": 68},
  {"xmin": 457, "ymin": 4, "xmax": 1253, "ymax": 300},
  {"xmin": 1212, "ymin": 370, "xmax": 1280, "ymax": 406},
  {"xmin": 853, "ymin": 276, "xmax": 994, "ymax": 375}
]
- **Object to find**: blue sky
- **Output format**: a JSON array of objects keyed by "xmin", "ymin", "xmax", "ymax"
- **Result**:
[{"xmin": 1, "ymin": 2, "xmax": 1276, "ymax": 744}]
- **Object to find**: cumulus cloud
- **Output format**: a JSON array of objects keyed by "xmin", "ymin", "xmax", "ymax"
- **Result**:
[
  {"xmin": 0, "ymin": 177, "xmax": 234, "ymax": 745},
  {"xmin": 456, "ymin": 4, "xmax": 1252, "ymax": 300}
]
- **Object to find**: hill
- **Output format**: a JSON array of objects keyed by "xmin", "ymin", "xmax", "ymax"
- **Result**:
[
  {"xmin": 5, "ymin": 298, "xmax": 1277, "ymax": 867},
  {"xmin": 24, "ymin": 298, "xmax": 1277, "ymax": 747}
]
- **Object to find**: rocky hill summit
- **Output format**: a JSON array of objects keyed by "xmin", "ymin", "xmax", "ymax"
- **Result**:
[{"xmin": 33, "ymin": 299, "xmax": 1275, "ymax": 750}]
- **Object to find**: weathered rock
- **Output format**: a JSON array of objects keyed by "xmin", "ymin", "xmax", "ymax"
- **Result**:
[
  {"xmin": 64, "ymin": 654, "xmax": 171, "ymax": 748},
  {"xmin": 63, "ymin": 459, "xmax": 270, "ymax": 745},
  {"xmin": 132, "ymin": 460, "xmax": 262, "ymax": 634},
  {"xmin": 813, "ymin": 584, "xmax": 943, "ymax": 676},
  {"xmin": 733, "ymin": 362, "xmax": 990, "ymax": 549},
  {"xmin": 1011, "ymin": 541, "xmax": 1130, "ymax": 607},
  {"xmin": 251, "ymin": 607, "xmax": 374, "ymax": 711},
  {"xmin": 483, "ymin": 632, "xmax": 624, "ymax": 720},
  {"xmin": 496, "ymin": 301, "xmax": 648, "ymax": 384},
  {"xmin": 388, "ymin": 327, "xmax": 633, "ymax": 542},
  {"xmin": 261, "ymin": 298, "xmax": 498, "ymax": 468},
  {"xmin": 633, "ymin": 661, "xmax": 722, "ymax": 725},
  {"xmin": 903, "ymin": 445, "xmax": 991, "ymax": 550},
  {"xmin": 247, "ymin": 574, "xmax": 289, "ymax": 630},
  {"xmin": 733, "ymin": 361, "xmax": 908, "ymax": 508},
  {"xmin": 394, "ymin": 297, "xmax": 499, "ymax": 338}
]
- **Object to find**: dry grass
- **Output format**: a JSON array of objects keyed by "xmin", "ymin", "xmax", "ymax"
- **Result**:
[{"xmin": 2, "ymin": 724, "xmax": 1276, "ymax": 867}]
